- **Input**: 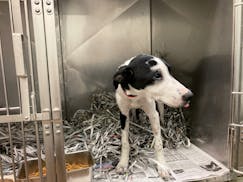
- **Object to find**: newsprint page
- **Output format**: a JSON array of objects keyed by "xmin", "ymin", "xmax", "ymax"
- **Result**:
[{"xmin": 93, "ymin": 144, "xmax": 230, "ymax": 182}]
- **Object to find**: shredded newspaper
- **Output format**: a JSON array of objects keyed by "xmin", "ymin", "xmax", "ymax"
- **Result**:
[{"xmin": 0, "ymin": 89, "xmax": 229, "ymax": 181}]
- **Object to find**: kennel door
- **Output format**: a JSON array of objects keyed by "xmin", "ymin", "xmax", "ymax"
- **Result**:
[
  {"xmin": 0, "ymin": 0, "xmax": 66, "ymax": 181},
  {"xmin": 229, "ymin": 0, "xmax": 243, "ymax": 176}
]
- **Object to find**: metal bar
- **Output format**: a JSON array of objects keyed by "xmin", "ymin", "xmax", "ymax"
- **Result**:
[
  {"xmin": 21, "ymin": 121, "xmax": 29, "ymax": 182},
  {"xmin": 16, "ymin": 76, "xmax": 22, "ymax": 114},
  {"xmin": 8, "ymin": 0, "xmax": 23, "ymax": 34},
  {"xmin": 228, "ymin": 127, "xmax": 235, "ymax": 173},
  {"xmin": 43, "ymin": 0, "xmax": 62, "ymax": 120},
  {"xmin": 31, "ymin": 1, "xmax": 56, "ymax": 182},
  {"xmin": 0, "ymin": 38, "xmax": 9, "ymax": 115},
  {"xmin": 230, "ymin": 123, "xmax": 243, "ymax": 127},
  {"xmin": 0, "ymin": 113, "xmax": 50, "ymax": 123},
  {"xmin": 24, "ymin": 0, "xmax": 37, "ymax": 116},
  {"xmin": 0, "ymin": 157, "xmax": 4, "ymax": 181},
  {"xmin": 35, "ymin": 121, "xmax": 44, "ymax": 182},
  {"xmin": 0, "ymin": 107, "xmax": 21, "ymax": 112},
  {"xmin": 42, "ymin": 1, "xmax": 66, "ymax": 181},
  {"xmin": 8, "ymin": 123, "xmax": 16, "ymax": 181},
  {"xmin": 7, "ymin": 0, "xmax": 14, "ymax": 35},
  {"xmin": 42, "ymin": 120, "xmax": 56, "ymax": 182},
  {"xmin": 12, "ymin": 34, "xmax": 26, "ymax": 77},
  {"xmin": 9, "ymin": 0, "xmax": 30, "ymax": 119},
  {"xmin": 233, "ymin": 168, "xmax": 243, "ymax": 175},
  {"xmin": 230, "ymin": 0, "xmax": 243, "ymax": 175},
  {"xmin": 232, "ymin": 91, "xmax": 243, "ymax": 94},
  {"xmin": 149, "ymin": 0, "xmax": 152, "ymax": 54},
  {"xmin": 13, "ymin": 35, "xmax": 26, "ymax": 116},
  {"xmin": 31, "ymin": 0, "xmax": 51, "ymax": 119},
  {"xmin": 234, "ymin": 2, "xmax": 243, "ymax": 7},
  {"xmin": 0, "ymin": 115, "xmax": 23, "ymax": 123},
  {"xmin": 53, "ymin": 120, "xmax": 66, "ymax": 182}
]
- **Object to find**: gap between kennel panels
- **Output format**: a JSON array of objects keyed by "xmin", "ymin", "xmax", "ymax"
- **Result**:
[{"xmin": 0, "ymin": 0, "xmax": 66, "ymax": 182}]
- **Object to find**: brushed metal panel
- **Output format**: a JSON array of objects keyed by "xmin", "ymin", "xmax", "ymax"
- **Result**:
[
  {"xmin": 59, "ymin": 0, "xmax": 150, "ymax": 118},
  {"xmin": 152, "ymin": 0, "xmax": 232, "ymax": 164}
]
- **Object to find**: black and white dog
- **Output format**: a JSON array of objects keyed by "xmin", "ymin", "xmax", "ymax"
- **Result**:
[{"xmin": 113, "ymin": 54, "xmax": 193, "ymax": 178}]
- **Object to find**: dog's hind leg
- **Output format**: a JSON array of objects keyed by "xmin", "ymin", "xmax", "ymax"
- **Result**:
[
  {"xmin": 142, "ymin": 100, "xmax": 171, "ymax": 178},
  {"xmin": 116, "ymin": 111, "xmax": 130, "ymax": 174}
]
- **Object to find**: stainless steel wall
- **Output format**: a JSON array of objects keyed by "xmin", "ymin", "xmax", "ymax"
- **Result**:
[
  {"xmin": 151, "ymin": 0, "xmax": 232, "ymax": 164},
  {"xmin": 59, "ymin": 0, "xmax": 233, "ymax": 164},
  {"xmin": 59, "ymin": 0, "xmax": 151, "ymax": 118}
]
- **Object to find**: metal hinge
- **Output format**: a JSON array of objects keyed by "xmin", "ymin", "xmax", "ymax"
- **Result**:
[{"xmin": 240, "ymin": 126, "xmax": 243, "ymax": 143}]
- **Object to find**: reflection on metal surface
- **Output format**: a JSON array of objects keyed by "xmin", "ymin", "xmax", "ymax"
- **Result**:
[
  {"xmin": 59, "ymin": 0, "xmax": 150, "ymax": 117},
  {"xmin": 152, "ymin": 0, "xmax": 232, "ymax": 165},
  {"xmin": 59, "ymin": 0, "xmax": 233, "ymax": 167}
]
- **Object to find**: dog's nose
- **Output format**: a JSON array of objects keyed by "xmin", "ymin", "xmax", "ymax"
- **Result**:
[{"xmin": 182, "ymin": 91, "xmax": 193, "ymax": 102}]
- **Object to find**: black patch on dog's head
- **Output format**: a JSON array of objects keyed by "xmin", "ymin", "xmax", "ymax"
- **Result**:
[
  {"xmin": 113, "ymin": 66, "xmax": 133, "ymax": 90},
  {"xmin": 113, "ymin": 54, "xmax": 170, "ymax": 90}
]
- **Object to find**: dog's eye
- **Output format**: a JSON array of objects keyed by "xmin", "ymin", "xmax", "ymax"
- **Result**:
[{"xmin": 153, "ymin": 71, "xmax": 162, "ymax": 80}]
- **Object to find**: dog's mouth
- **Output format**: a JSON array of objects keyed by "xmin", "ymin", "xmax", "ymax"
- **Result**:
[{"xmin": 183, "ymin": 101, "xmax": 190, "ymax": 108}]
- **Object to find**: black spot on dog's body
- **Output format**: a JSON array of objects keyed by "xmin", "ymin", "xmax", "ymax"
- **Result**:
[{"xmin": 120, "ymin": 112, "xmax": 127, "ymax": 129}]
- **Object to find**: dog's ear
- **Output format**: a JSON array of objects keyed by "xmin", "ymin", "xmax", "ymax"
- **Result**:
[{"xmin": 113, "ymin": 66, "xmax": 133, "ymax": 89}]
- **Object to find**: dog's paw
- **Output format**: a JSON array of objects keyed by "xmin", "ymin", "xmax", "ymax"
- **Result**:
[
  {"xmin": 158, "ymin": 165, "xmax": 172, "ymax": 179},
  {"xmin": 116, "ymin": 162, "xmax": 128, "ymax": 174}
]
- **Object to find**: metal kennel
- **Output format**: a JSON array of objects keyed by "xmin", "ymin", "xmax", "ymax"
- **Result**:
[
  {"xmin": 0, "ymin": 0, "xmax": 243, "ymax": 181},
  {"xmin": 0, "ymin": 0, "xmax": 65, "ymax": 181}
]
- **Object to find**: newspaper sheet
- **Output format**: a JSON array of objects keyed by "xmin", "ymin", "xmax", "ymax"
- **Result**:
[{"xmin": 93, "ymin": 144, "xmax": 230, "ymax": 182}]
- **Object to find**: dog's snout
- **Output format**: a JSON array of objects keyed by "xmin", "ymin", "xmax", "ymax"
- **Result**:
[{"xmin": 182, "ymin": 91, "xmax": 193, "ymax": 102}]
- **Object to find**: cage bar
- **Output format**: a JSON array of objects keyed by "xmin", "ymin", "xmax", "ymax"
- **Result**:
[
  {"xmin": 0, "ymin": 157, "xmax": 3, "ymax": 181},
  {"xmin": 21, "ymin": 121, "xmax": 29, "ymax": 182},
  {"xmin": 0, "ymin": 38, "xmax": 10, "ymax": 115},
  {"xmin": 35, "ymin": 121, "xmax": 44, "ymax": 182},
  {"xmin": 8, "ymin": 123, "xmax": 16, "ymax": 181},
  {"xmin": 229, "ymin": 0, "xmax": 243, "ymax": 175},
  {"xmin": 42, "ymin": 0, "xmax": 66, "ymax": 181},
  {"xmin": 31, "ymin": 1, "xmax": 57, "ymax": 182}
]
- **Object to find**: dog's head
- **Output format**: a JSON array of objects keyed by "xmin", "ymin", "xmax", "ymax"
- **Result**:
[{"xmin": 113, "ymin": 54, "xmax": 193, "ymax": 108}]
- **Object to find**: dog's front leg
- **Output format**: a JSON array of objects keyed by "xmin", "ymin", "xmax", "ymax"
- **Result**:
[
  {"xmin": 142, "ymin": 100, "xmax": 171, "ymax": 178},
  {"xmin": 116, "ymin": 111, "xmax": 130, "ymax": 174}
]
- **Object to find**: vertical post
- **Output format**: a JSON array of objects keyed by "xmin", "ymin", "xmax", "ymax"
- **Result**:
[
  {"xmin": 230, "ymin": 0, "xmax": 243, "ymax": 175},
  {"xmin": 8, "ymin": 0, "xmax": 30, "ymax": 119},
  {"xmin": 0, "ymin": 38, "xmax": 9, "ymax": 115},
  {"xmin": 31, "ymin": 0, "xmax": 57, "ymax": 182},
  {"xmin": 23, "ymin": 1, "xmax": 44, "ymax": 180},
  {"xmin": 8, "ymin": 0, "xmax": 31, "ymax": 181},
  {"xmin": 42, "ymin": 1, "xmax": 66, "ymax": 181},
  {"xmin": 0, "ymin": 157, "xmax": 3, "ymax": 181}
]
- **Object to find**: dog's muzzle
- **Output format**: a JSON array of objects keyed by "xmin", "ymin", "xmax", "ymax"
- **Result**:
[{"xmin": 182, "ymin": 91, "xmax": 193, "ymax": 108}]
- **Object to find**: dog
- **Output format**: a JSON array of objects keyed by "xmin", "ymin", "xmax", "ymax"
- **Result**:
[{"xmin": 113, "ymin": 54, "xmax": 193, "ymax": 178}]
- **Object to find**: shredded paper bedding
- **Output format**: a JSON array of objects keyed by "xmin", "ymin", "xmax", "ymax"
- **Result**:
[{"xmin": 0, "ymin": 89, "xmax": 229, "ymax": 182}]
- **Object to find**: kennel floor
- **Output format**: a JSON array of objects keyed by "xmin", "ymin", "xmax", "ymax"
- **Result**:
[{"xmin": 93, "ymin": 144, "xmax": 230, "ymax": 182}]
